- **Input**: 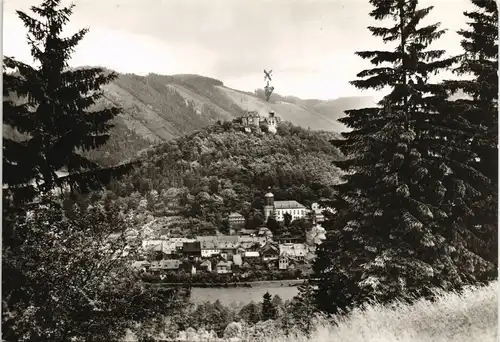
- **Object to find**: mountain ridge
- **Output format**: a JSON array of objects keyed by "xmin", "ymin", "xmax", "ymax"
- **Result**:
[
  {"xmin": 84, "ymin": 71, "xmax": 377, "ymax": 165},
  {"xmin": 4, "ymin": 69, "xmax": 376, "ymax": 166}
]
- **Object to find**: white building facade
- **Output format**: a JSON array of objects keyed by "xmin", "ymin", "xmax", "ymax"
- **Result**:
[{"xmin": 263, "ymin": 191, "xmax": 307, "ymax": 222}]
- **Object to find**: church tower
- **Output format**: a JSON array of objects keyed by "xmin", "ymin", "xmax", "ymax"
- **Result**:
[{"xmin": 263, "ymin": 189, "xmax": 275, "ymax": 222}]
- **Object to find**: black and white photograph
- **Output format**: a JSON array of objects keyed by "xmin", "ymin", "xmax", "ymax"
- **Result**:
[{"xmin": 1, "ymin": 0, "xmax": 498, "ymax": 341}]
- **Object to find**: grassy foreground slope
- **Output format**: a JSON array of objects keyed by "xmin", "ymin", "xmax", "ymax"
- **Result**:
[
  {"xmin": 280, "ymin": 281, "xmax": 498, "ymax": 342},
  {"xmin": 127, "ymin": 281, "xmax": 497, "ymax": 341}
]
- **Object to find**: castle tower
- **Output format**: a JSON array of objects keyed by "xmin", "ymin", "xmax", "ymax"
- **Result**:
[
  {"xmin": 263, "ymin": 190, "xmax": 275, "ymax": 222},
  {"xmin": 267, "ymin": 111, "xmax": 278, "ymax": 133}
]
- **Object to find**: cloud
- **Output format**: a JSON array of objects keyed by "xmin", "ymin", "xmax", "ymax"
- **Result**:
[
  {"xmin": 3, "ymin": 7, "xmax": 218, "ymax": 76},
  {"xmin": 3, "ymin": 0, "xmax": 474, "ymax": 99}
]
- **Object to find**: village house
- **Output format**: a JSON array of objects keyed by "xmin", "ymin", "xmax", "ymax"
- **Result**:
[
  {"xmin": 244, "ymin": 251, "xmax": 260, "ymax": 259},
  {"xmin": 142, "ymin": 240, "xmax": 163, "ymax": 252},
  {"xmin": 310, "ymin": 203, "xmax": 325, "ymax": 223},
  {"xmin": 228, "ymin": 212, "xmax": 245, "ymax": 227},
  {"xmin": 241, "ymin": 110, "xmax": 281, "ymax": 133},
  {"xmin": 240, "ymin": 239, "xmax": 264, "ymax": 252},
  {"xmin": 239, "ymin": 239, "xmax": 254, "ymax": 250},
  {"xmin": 239, "ymin": 228, "xmax": 257, "ymax": 237},
  {"xmin": 278, "ymin": 255, "xmax": 296, "ymax": 270},
  {"xmin": 279, "ymin": 243, "xmax": 308, "ymax": 261},
  {"xmin": 172, "ymin": 238, "xmax": 196, "ymax": 250},
  {"xmin": 260, "ymin": 242, "xmax": 280, "ymax": 262},
  {"xmin": 257, "ymin": 227, "xmax": 273, "ymax": 239},
  {"xmin": 149, "ymin": 260, "xmax": 181, "ymax": 274},
  {"xmin": 263, "ymin": 191, "xmax": 307, "ymax": 222},
  {"xmin": 218, "ymin": 241, "xmax": 239, "ymax": 259},
  {"xmin": 162, "ymin": 242, "xmax": 177, "ymax": 257},
  {"xmin": 241, "ymin": 111, "xmax": 261, "ymax": 127},
  {"xmin": 197, "ymin": 235, "xmax": 239, "ymax": 258},
  {"xmin": 310, "ymin": 202, "xmax": 335, "ymax": 223},
  {"xmin": 232, "ymin": 254, "xmax": 243, "ymax": 267},
  {"xmin": 200, "ymin": 241, "xmax": 220, "ymax": 258},
  {"xmin": 236, "ymin": 246, "xmax": 247, "ymax": 255},
  {"xmin": 216, "ymin": 260, "xmax": 233, "ymax": 274},
  {"xmin": 265, "ymin": 111, "xmax": 280, "ymax": 127},
  {"xmin": 239, "ymin": 235, "xmax": 267, "ymax": 247},
  {"xmin": 276, "ymin": 236, "xmax": 305, "ymax": 244},
  {"xmin": 182, "ymin": 242, "xmax": 201, "ymax": 259},
  {"xmin": 155, "ymin": 237, "xmax": 196, "ymax": 251},
  {"xmin": 199, "ymin": 260, "xmax": 212, "ymax": 272},
  {"xmin": 197, "ymin": 235, "xmax": 239, "ymax": 243},
  {"xmin": 278, "ymin": 255, "xmax": 288, "ymax": 270}
]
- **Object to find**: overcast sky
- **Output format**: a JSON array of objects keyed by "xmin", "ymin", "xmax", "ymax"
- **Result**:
[{"xmin": 3, "ymin": 0, "xmax": 473, "ymax": 100}]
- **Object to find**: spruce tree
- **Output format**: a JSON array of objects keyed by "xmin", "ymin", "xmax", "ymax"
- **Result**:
[
  {"xmin": 314, "ymin": 0, "xmax": 494, "ymax": 315},
  {"xmin": 444, "ymin": 0, "xmax": 498, "ymax": 269},
  {"xmin": 3, "ymin": 0, "xmax": 132, "ymax": 204},
  {"xmin": 261, "ymin": 291, "xmax": 277, "ymax": 321},
  {"xmin": 290, "ymin": 281, "xmax": 317, "ymax": 335}
]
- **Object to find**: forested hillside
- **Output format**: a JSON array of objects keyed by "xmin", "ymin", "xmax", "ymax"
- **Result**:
[
  {"xmin": 93, "ymin": 121, "xmax": 344, "ymax": 237},
  {"xmin": 87, "ymin": 72, "xmax": 372, "ymax": 166}
]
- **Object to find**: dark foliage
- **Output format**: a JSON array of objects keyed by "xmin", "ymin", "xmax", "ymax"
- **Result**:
[
  {"xmin": 94, "ymin": 121, "xmax": 343, "ymax": 236},
  {"xmin": 261, "ymin": 292, "xmax": 278, "ymax": 321},
  {"xmin": 2, "ymin": 1, "xmax": 187, "ymax": 340},
  {"xmin": 314, "ymin": 0, "xmax": 495, "ymax": 316},
  {"xmin": 444, "ymin": 0, "xmax": 498, "ymax": 268},
  {"xmin": 2, "ymin": 195, "xmax": 187, "ymax": 341},
  {"xmin": 2, "ymin": 0, "xmax": 132, "ymax": 204},
  {"xmin": 289, "ymin": 281, "xmax": 317, "ymax": 335}
]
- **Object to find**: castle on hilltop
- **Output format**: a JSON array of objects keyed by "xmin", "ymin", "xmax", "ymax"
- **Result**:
[{"xmin": 241, "ymin": 110, "xmax": 281, "ymax": 133}]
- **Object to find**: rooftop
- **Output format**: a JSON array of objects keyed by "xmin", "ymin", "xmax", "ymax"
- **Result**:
[
  {"xmin": 150, "ymin": 260, "xmax": 181, "ymax": 270},
  {"xmin": 219, "ymin": 242, "xmax": 239, "ymax": 249},
  {"xmin": 274, "ymin": 200, "xmax": 306, "ymax": 209},
  {"xmin": 233, "ymin": 254, "xmax": 243, "ymax": 265},
  {"xmin": 229, "ymin": 212, "xmax": 244, "ymax": 218},
  {"xmin": 197, "ymin": 235, "xmax": 239, "ymax": 243},
  {"xmin": 217, "ymin": 261, "xmax": 233, "ymax": 267},
  {"xmin": 200, "ymin": 241, "xmax": 218, "ymax": 249},
  {"xmin": 257, "ymin": 227, "xmax": 273, "ymax": 236},
  {"xmin": 239, "ymin": 229, "xmax": 257, "ymax": 235},
  {"xmin": 242, "ymin": 111, "xmax": 260, "ymax": 118},
  {"xmin": 279, "ymin": 243, "xmax": 308, "ymax": 257},
  {"xmin": 183, "ymin": 241, "xmax": 201, "ymax": 252}
]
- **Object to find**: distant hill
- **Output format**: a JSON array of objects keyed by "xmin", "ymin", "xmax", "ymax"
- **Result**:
[
  {"xmin": 4, "ymin": 70, "xmax": 374, "ymax": 166},
  {"xmin": 88, "ymin": 72, "xmax": 376, "ymax": 165}
]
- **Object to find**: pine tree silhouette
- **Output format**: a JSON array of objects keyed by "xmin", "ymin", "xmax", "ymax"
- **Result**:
[
  {"xmin": 3, "ymin": 0, "xmax": 134, "ymax": 204},
  {"xmin": 261, "ymin": 291, "xmax": 277, "ymax": 321},
  {"xmin": 444, "ymin": 0, "xmax": 498, "ymax": 271},
  {"xmin": 314, "ymin": 0, "xmax": 494, "ymax": 315}
]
